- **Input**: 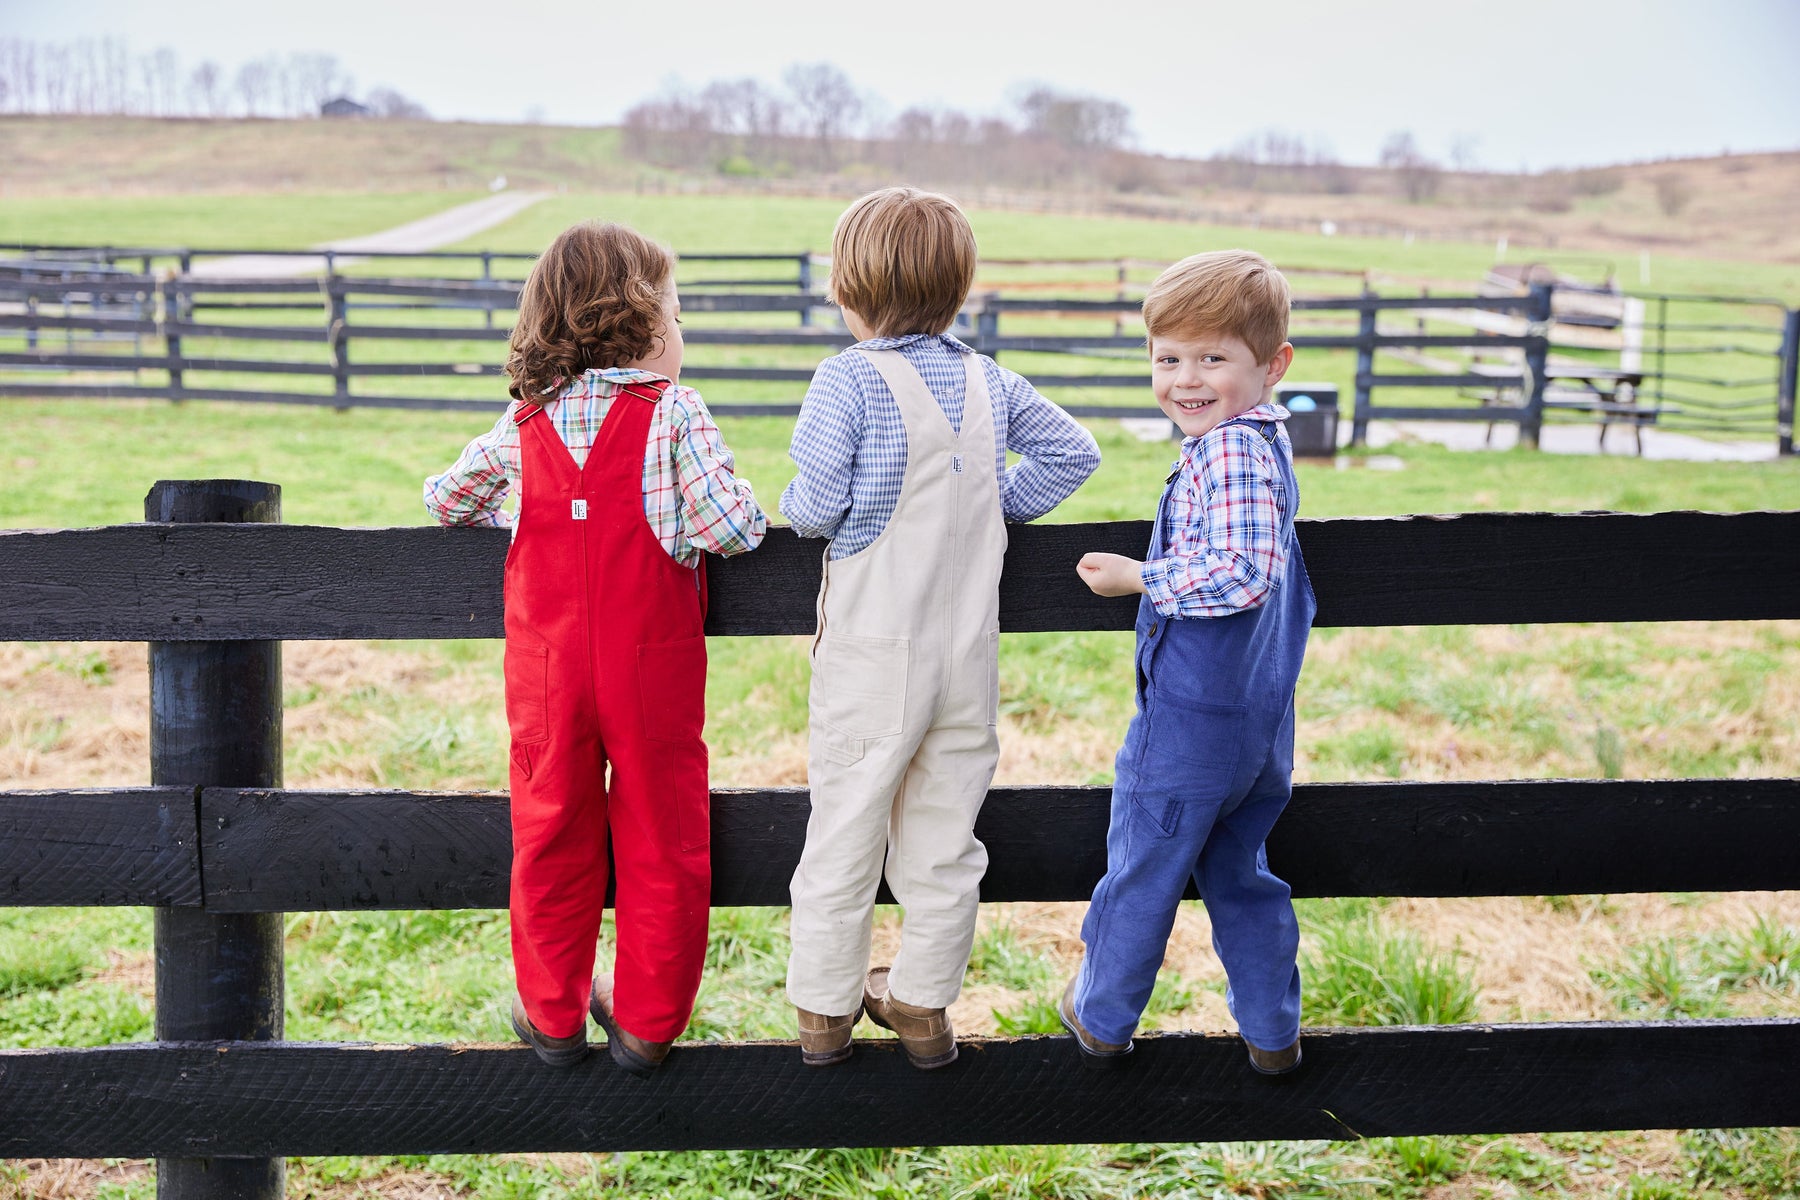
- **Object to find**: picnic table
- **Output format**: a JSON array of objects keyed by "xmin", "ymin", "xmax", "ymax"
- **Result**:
[{"xmin": 1475, "ymin": 363, "xmax": 1662, "ymax": 454}]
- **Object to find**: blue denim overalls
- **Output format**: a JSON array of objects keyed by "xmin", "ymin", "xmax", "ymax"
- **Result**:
[{"xmin": 1074, "ymin": 420, "xmax": 1316, "ymax": 1050}]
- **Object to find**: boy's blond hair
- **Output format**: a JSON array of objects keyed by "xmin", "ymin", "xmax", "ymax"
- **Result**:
[
  {"xmin": 1142, "ymin": 250, "xmax": 1291, "ymax": 363},
  {"xmin": 829, "ymin": 187, "xmax": 977, "ymax": 338}
]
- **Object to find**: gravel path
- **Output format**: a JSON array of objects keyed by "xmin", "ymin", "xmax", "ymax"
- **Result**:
[{"xmin": 187, "ymin": 190, "xmax": 549, "ymax": 279}]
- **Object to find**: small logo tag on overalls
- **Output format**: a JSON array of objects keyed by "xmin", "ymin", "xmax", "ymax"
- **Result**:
[
  {"xmin": 571, "ymin": 499, "xmax": 588, "ymax": 520},
  {"xmin": 951, "ymin": 454, "xmax": 964, "ymax": 474}
]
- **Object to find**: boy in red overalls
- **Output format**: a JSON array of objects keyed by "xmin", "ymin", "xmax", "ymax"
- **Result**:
[{"xmin": 425, "ymin": 221, "xmax": 767, "ymax": 1073}]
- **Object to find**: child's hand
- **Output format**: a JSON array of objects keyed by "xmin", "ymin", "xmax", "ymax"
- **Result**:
[{"xmin": 1076, "ymin": 553, "xmax": 1148, "ymax": 597}]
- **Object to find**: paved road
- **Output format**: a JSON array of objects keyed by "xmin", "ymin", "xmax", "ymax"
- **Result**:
[{"xmin": 187, "ymin": 191, "xmax": 550, "ymax": 279}]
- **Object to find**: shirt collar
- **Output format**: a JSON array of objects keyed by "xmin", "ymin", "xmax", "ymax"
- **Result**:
[
  {"xmin": 1178, "ymin": 403, "xmax": 1291, "ymax": 449},
  {"xmin": 589, "ymin": 366, "xmax": 671, "ymax": 384},
  {"xmin": 850, "ymin": 332, "xmax": 974, "ymax": 354}
]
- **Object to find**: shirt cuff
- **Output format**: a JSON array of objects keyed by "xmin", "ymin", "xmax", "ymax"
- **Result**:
[{"xmin": 1141, "ymin": 559, "xmax": 1180, "ymax": 617}]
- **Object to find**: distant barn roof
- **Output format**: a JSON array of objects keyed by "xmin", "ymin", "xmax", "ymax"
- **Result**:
[{"xmin": 321, "ymin": 97, "xmax": 371, "ymax": 118}]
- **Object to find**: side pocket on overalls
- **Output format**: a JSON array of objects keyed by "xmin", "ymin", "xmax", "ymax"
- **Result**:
[
  {"xmin": 503, "ymin": 639, "xmax": 550, "ymax": 776},
  {"xmin": 639, "ymin": 636, "xmax": 711, "ymax": 852},
  {"xmin": 1129, "ymin": 695, "xmax": 1248, "ymax": 836}
]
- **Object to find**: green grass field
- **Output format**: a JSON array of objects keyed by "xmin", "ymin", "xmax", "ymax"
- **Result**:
[{"xmin": 3, "ymin": 194, "xmax": 1799, "ymax": 1200}]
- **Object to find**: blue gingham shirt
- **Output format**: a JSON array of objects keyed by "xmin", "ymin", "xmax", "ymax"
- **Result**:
[
  {"xmin": 1142, "ymin": 404, "xmax": 1293, "ymax": 618},
  {"xmin": 782, "ymin": 334, "xmax": 1101, "ymax": 557}
]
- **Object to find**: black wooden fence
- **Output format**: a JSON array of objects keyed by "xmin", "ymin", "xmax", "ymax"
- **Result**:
[
  {"xmin": 0, "ymin": 262, "xmax": 1585, "ymax": 442},
  {"xmin": 9, "ymin": 252, "xmax": 1798, "ymax": 452},
  {"xmin": 3, "ymin": 484, "xmax": 1800, "ymax": 1200}
]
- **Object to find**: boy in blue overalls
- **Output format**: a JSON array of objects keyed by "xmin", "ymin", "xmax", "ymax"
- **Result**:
[{"xmin": 1065, "ymin": 249, "xmax": 1316, "ymax": 1074}]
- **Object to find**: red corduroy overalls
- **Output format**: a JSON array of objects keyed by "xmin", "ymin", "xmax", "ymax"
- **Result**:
[{"xmin": 504, "ymin": 380, "xmax": 711, "ymax": 1042}]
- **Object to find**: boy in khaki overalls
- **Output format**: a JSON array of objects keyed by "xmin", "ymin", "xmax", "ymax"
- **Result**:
[{"xmin": 782, "ymin": 188, "xmax": 1100, "ymax": 1068}]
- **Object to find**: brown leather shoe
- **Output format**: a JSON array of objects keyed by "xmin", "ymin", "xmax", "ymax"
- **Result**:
[
  {"xmin": 863, "ymin": 967, "xmax": 957, "ymax": 1069},
  {"xmin": 1058, "ymin": 977, "xmax": 1132, "ymax": 1069},
  {"xmin": 588, "ymin": 974, "xmax": 672, "ymax": 1078},
  {"xmin": 795, "ymin": 1004, "xmax": 862, "ymax": 1067},
  {"xmin": 1245, "ymin": 1035, "xmax": 1303, "ymax": 1076},
  {"xmin": 510, "ymin": 995, "xmax": 589, "ymax": 1067}
]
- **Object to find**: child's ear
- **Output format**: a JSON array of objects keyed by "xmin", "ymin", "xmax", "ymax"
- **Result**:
[{"xmin": 1264, "ymin": 342, "xmax": 1295, "ymax": 389}]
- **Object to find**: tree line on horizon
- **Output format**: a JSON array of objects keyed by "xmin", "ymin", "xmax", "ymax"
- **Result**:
[
  {"xmin": 0, "ymin": 37, "xmax": 427, "ymax": 120},
  {"xmin": 2, "ymin": 40, "xmax": 1671, "ymax": 212},
  {"xmin": 621, "ymin": 62, "xmax": 1467, "ymax": 198}
]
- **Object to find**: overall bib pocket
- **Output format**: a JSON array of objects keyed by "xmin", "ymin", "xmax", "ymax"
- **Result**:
[{"xmin": 640, "ymin": 636, "xmax": 711, "ymax": 851}]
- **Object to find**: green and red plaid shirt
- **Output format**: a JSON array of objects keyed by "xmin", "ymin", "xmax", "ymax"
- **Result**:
[{"xmin": 424, "ymin": 368, "xmax": 767, "ymax": 566}]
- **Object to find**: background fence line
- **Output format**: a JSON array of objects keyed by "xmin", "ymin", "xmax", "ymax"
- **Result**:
[{"xmin": 5, "ymin": 247, "xmax": 1794, "ymax": 449}]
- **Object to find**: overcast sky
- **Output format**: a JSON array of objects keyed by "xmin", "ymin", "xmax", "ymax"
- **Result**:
[{"xmin": 9, "ymin": 0, "xmax": 1797, "ymax": 170}]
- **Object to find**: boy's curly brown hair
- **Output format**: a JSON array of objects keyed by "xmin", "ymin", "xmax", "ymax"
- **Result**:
[{"xmin": 505, "ymin": 220, "xmax": 675, "ymax": 403}]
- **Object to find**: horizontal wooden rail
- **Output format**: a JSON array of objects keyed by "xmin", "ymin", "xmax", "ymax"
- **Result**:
[
  {"xmin": 4, "ymin": 513, "xmax": 1798, "ymax": 644},
  {"xmin": 3, "ymin": 1021, "xmax": 1795, "ymax": 1157},
  {"xmin": 8, "ymin": 779, "xmax": 1795, "ymax": 910},
  {"xmin": 0, "ymin": 787, "xmax": 199, "ymax": 906}
]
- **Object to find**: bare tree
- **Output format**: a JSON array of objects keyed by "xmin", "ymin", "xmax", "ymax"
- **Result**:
[
  {"xmin": 235, "ymin": 58, "xmax": 272, "ymax": 117},
  {"xmin": 40, "ymin": 42, "xmax": 70, "ymax": 114},
  {"xmin": 782, "ymin": 62, "xmax": 864, "ymax": 170},
  {"xmin": 1379, "ymin": 129, "xmax": 1441, "ymax": 202},
  {"xmin": 152, "ymin": 47, "xmax": 180, "ymax": 116},
  {"xmin": 366, "ymin": 87, "xmax": 430, "ymax": 119},
  {"xmin": 189, "ymin": 60, "xmax": 226, "ymax": 117},
  {"xmin": 5, "ymin": 38, "xmax": 42, "ymax": 113},
  {"xmin": 1014, "ymin": 84, "xmax": 1132, "ymax": 151},
  {"xmin": 101, "ymin": 37, "xmax": 131, "ymax": 113},
  {"xmin": 1448, "ymin": 133, "xmax": 1481, "ymax": 172},
  {"xmin": 289, "ymin": 52, "xmax": 349, "ymax": 113}
]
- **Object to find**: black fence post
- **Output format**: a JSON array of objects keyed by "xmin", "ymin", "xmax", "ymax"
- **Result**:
[
  {"xmin": 329, "ymin": 278, "xmax": 351, "ymax": 410},
  {"xmin": 797, "ymin": 252, "xmax": 814, "ymax": 328},
  {"xmin": 977, "ymin": 296, "xmax": 1000, "ymax": 360},
  {"xmin": 1778, "ymin": 307, "xmax": 1798, "ymax": 457},
  {"xmin": 161, "ymin": 279, "xmax": 183, "ymax": 400},
  {"xmin": 146, "ymin": 479, "xmax": 285, "ymax": 1200},
  {"xmin": 1350, "ymin": 290, "xmax": 1376, "ymax": 447},
  {"xmin": 1521, "ymin": 284, "xmax": 1554, "ymax": 450},
  {"xmin": 481, "ymin": 252, "xmax": 495, "ymax": 330}
]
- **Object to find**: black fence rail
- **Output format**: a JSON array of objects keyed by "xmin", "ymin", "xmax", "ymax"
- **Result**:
[{"xmin": 3, "ymin": 484, "xmax": 1799, "ymax": 1199}]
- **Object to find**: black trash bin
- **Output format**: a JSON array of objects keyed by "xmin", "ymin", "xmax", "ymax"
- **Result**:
[{"xmin": 1276, "ymin": 382, "xmax": 1339, "ymax": 457}]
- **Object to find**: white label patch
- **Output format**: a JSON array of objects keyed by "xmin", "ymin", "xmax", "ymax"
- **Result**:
[
  {"xmin": 951, "ymin": 454, "xmax": 965, "ymax": 474},
  {"xmin": 571, "ymin": 499, "xmax": 588, "ymax": 520}
]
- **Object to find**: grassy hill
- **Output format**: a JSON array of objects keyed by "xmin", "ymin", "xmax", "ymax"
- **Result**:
[{"xmin": 3, "ymin": 115, "xmax": 1796, "ymax": 269}]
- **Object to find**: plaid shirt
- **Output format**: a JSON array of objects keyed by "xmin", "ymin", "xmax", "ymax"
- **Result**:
[
  {"xmin": 781, "ymin": 333, "xmax": 1100, "ymax": 558},
  {"xmin": 423, "ymin": 367, "xmax": 767, "ymax": 566},
  {"xmin": 1141, "ymin": 404, "xmax": 1294, "ymax": 618}
]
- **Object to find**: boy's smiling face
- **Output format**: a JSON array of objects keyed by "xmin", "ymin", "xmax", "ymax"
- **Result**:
[{"xmin": 1150, "ymin": 330, "xmax": 1292, "ymax": 439}]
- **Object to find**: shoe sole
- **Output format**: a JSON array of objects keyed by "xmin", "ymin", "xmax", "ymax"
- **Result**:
[
  {"xmin": 801, "ymin": 1044, "xmax": 855, "ymax": 1067},
  {"xmin": 510, "ymin": 1008, "xmax": 589, "ymax": 1068},
  {"xmin": 1058, "ymin": 1005, "xmax": 1132, "ymax": 1071},
  {"xmin": 588, "ymin": 989, "xmax": 661, "ymax": 1079}
]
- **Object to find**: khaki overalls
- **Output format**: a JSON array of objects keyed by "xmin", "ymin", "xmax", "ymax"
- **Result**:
[{"xmin": 786, "ymin": 349, "xmax": 1007, "ymax": 1016}]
